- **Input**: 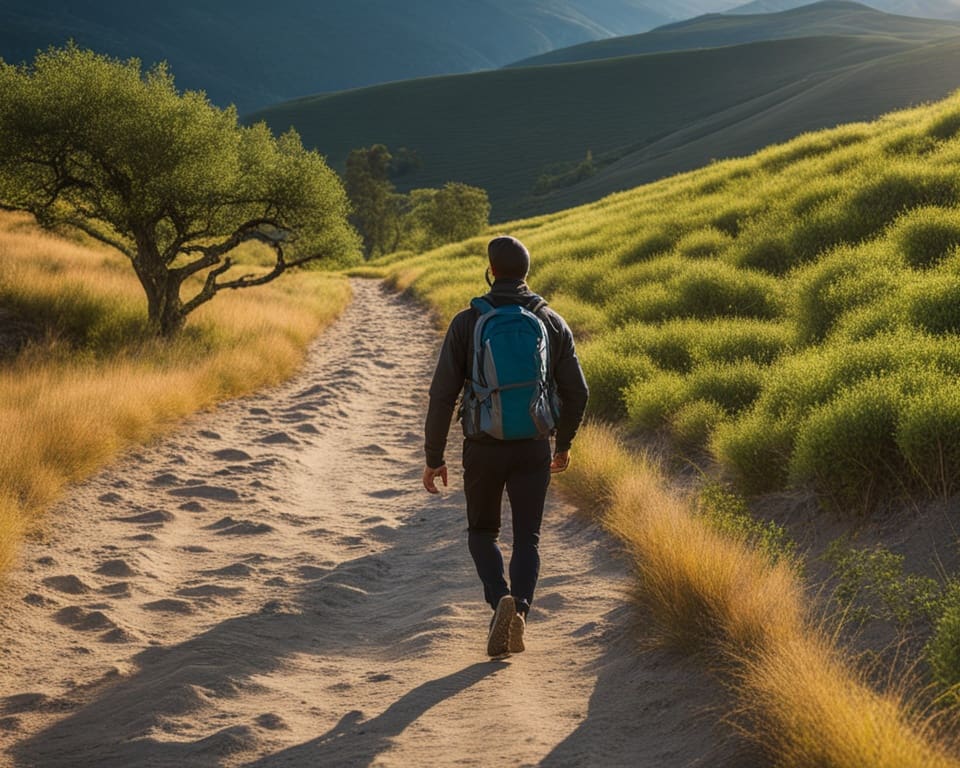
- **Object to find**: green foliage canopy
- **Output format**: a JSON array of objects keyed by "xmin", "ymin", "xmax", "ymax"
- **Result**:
[{"xmin": 0, "ymin": 45, "xmax": 359, "ymax": 336}]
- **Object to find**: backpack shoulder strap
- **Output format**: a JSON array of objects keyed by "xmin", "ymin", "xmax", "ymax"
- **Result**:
[{"xmin": 470, "ymin": 297, "xmax": 495, "ymax": 315}]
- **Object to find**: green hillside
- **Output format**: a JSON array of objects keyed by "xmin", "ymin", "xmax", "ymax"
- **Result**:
[
  {"xmin": 0, "ymin": 0, "xmax": 735, "ymax": 113},
  {"xmin": 380, "ymin": 90, "xmax": 960, "ymax": 513},
  {"xmin": 511, "ymin": 1, "xmax": 960, "ymax": 67},
  {"xmin": 252, "ymin": 34, "xmax": 954, "ymax": 221}
]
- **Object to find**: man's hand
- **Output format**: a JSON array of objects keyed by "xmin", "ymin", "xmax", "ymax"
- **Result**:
[
  {"xmin": 423, "ymin": 464, "xmax": 448, "ymax": 494},
  {"xmin": 551, "ymin": 451, "xmax": 571, "ymax": 473}
]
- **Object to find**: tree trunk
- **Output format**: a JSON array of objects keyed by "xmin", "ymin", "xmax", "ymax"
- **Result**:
[{"xmin": 133, "ymin": 234, "xmax": 185, "ymax": 338}]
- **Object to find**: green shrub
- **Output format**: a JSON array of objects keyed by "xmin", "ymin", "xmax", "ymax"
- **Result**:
[
  {"xmin": 896, "ymin": 379, "xmax": 960, "ymax": 497},
  {"xmin": 824, "ymin": 540, "xmax": 943, "ymax": 625},
  {"xmin": 790, "ymin": 244, "xmax": 903, "ymax": 344},
  {"xmin": 730, "ymin": 228, "xmax": 796, "ymax": 275},
  {"xmin": 686, "ymin": 360, "xmax": 764, "ymax": 415},
  {"xmin": 669, "ymin": 262, "xmax": 781, "ymax": 321},
  {"xmin": 690, "ymin": 319, "xmax": 793, "ymax": 366},
  {"xmin": 927, "ymin": 109, "xmax": 960, "ymax": 142},
  {"xmin": 788, "ymin": 377, "xmax": 908, "ymax": 510},
  {"xmin": 926, "ymin": 583, "xmax": 960, "ymax": 704},
  {"xmin": 847, "ymin": 166, "xmax": 959, "ymax": 240},
  {"xmin": 579, "ymin": 343, "xmax": 656, "ymax": 420},
  {"xmin": 675, "ymin": 227, "xmax": 732, "ymax": 260},
  {"xmin": 710, "ymin": 411, "xmax": 794, "ymax": 494},
  {"xmin": 617, "ymin": 228, "xmax": 679, "ymax": 265},
  {"xmin": 697, "ymin": 482, "xmax": 795, "ymax": 565},
  {"xmin": 906, "ymin": 272, "xmax": 960, "ymax": 335},
  {"xmin": 671, "ymin": 399, "xmax": 726, "ymax": 451},
  {"xmin": 889, "ymin": 206, "xmax": 960, "ymax": 269},
  {"xmin": 623, "ymin": 371, "xmax": 688, "ymax": 429}
]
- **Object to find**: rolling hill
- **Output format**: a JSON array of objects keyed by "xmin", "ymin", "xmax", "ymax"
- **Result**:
[
  {"xmin": 0, "ymin": 0, "xmax": 737, "ymax": 113},
  {"xmin": 730, "ymin": 0, "xmax": 960, "ymax": 17},
  {"xmin": 252, "ymin": 22, "xmax": 960, "ymax": 221},
  {"xmin": 511, "ymin": 1, "xmax": 960, "ymax": 67}
]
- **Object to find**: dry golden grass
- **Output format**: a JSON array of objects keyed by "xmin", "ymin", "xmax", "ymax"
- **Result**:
[
  {"xmin": 0, "ymin": 213, "xmax": 351, "ymax": 573},
  {"xmin": 558, "ymin": 423, "xmax": 959, "ymax": 767}
]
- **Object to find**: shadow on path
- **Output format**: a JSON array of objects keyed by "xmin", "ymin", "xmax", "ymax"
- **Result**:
[{"xmin": 243, "ymin": 661, "xmax": 506, "ymax": 767}]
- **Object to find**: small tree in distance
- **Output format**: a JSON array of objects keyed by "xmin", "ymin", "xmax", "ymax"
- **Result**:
[{"xmin": 0, "ymin": 45, "xmax": 360, "ymax": 337}]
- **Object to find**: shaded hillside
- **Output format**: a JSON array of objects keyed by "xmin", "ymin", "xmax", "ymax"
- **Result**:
[
  {"xmin": 0, "ymin": 0, "xmax": 736, "ymax": 113},
  {"xmin": 252, "ymin": 35, "xmax": 958, "ymax": 221},
  {"xmin": 511, "ymin": 1, "xmax": 960, "ymax": 67},
  {"xmin": 523, "ymin": 35, "xmax": 960, "ymax": 216}
]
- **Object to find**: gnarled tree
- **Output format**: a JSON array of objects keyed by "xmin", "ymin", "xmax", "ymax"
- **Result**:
[{"xmin": 0, "ymin": 45, "xmax": 359, "ymax": 336}]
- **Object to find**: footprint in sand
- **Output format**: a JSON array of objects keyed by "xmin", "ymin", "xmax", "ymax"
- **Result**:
[
  {"xmin": 180, "ymin": 545, "xmax": 212, "ymax": 554},
  {"xmin": 279, "ymin": 411, "xmax": 312, "ymax": 423},
  {"xmin": 101, "ymin": 627, "xmax": 138, "ymax": 644},
  {"xmin": 116, "ymin": 509, "xmax": 175, "ymax": 525},
  {"xmin": 94, "ymin": 559, "xmax": 137, "ymax": 578},
  {"xmin": 258, "ymin": 431, "xmax": 298, "ymax": 446},
  {"xmin": 168, "ymin": 485, "xmax": 240, "ymax": 502},
  {"xmin": 202, "ymin": 563, "xmax": 254, "ymax": 578},
  {"xmin": 54, "ymin": 606, "xmax": 118, "ymax": 631},
  {"xmin": 254, "ymin": 713, "xmax": 289, "ymax": 731},
  {"xmin": 295, "ymin": 384, "xmax": 327, "ymax": 398},
  {"xmin": 249, "ymin": 407, "xmax": 270, "ymax": 416},
  {"xmin": 198, "ymin": 430, "xmax": 221, "ymax": 440},
  {"xmin": 22, "ymin": 593, "xmax": 55, "ymax": 607},
  {"xmin": 365, "ymin": 488, "xmax": 406, "ymax": 500},
  {"xmin": 41, "ymin": 575, "xmax": 92, "ymax": 595},
  {"xmin": 100, "ymin": 582, "xmax": 132, "ymax": 597},
  {"xmin": 358, "ymin": 444, "xmax": 388, "ymax": 455},
  {"xmin": 295, "ymin": 424, "xmax": 319, "ymax": 434},
  {"xmin": 213, "ymin": 448, "xmax": 252, "ymax": 462},
  {"xmin": 97, "ymin": 492, "xmax": 123, "ymax": 504},
  {"xmin": 142, "ymin": 599, "xmax": 194, "ymax": 614},
  {"xmin": 373, "ymin": 360, "xmax": 397, "ymax": 369},
  {"xmin": 178, "ymin": 501, "xmax": 205, "ymax": 513},
  {"xmin": 148, "ymin": 473, "xmax": 180, "ymax": 487},
  {"xmin": 206, "ymin": 517, "xmax": 274, "ymax": 536},
  {"xmin": 128, "ymin": 533, "xmax": 157, "ymax": 542}
]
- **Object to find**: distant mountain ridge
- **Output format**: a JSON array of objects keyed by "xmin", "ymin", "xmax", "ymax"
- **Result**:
[
  {"xmin": 729, "ymin": 0, "xmax": 960, "ymax": 17},
  {"xmin": 252, "ymin": 2, "xmax": 960, "ymax": 221},
  {"xmin": 511, "ymin": 1, "xmax": 960, "ymax": 67},
  {"xmin": 0, "ymin": 0, "xmax": 738, "ymax": 113}
]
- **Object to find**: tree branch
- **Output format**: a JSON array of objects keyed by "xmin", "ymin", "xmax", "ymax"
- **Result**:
[{"xmin": 59, "ymin": 216, "xmax": 135, "ymax": 259}]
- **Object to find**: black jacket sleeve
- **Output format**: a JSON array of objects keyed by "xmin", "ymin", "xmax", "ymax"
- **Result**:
[
  {"xmin": 549, "ymin": 313, "xmax": 589, "ymax": 453},
  {"xmin": 423, "ymin": 310, "xmax": 472, "ymax": 468}
]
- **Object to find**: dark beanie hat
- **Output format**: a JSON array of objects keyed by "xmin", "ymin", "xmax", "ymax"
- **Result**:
[{"xmin": 487, "ymin": 236, "xmax": 530, "ymax": 278}]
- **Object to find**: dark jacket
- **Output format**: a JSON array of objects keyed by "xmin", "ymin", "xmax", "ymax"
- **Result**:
[{"xmin": 424, "ymin": 278, "xmax": 589, "ymax": 469}]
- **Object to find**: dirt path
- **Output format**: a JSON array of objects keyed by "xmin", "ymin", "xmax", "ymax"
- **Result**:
[{"xmin": 0, "ymin": 280, "xmax": 745, "ymax": 767}]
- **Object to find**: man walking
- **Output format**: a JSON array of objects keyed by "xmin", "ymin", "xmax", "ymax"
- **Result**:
[{"xmin": 422, "ymin": 235, "xmax": 589, "ymax": 657}]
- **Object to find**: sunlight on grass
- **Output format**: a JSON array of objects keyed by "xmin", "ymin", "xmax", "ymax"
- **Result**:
[
  {"xmin": 0, "ymin": 214, "xmax": 351, "ymax": 572},
  {"xmin": 378, "ymin": 90, "xmax": 960, "ymax": 510},
  {"xmin": 557, "ymin": 425, "xmax": 959, "ymax": 768}
]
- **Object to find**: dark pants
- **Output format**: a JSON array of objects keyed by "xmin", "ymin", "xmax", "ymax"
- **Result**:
[{"xmin": 462, "ymin": 438, "xmax": 552, "ymax": 616}]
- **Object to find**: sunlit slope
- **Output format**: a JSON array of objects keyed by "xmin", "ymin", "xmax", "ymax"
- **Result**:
[
  {"xmin": 253, "ymin": 35, "xmax": 919, "ymax": 221},
  {"xmin": 524, "ymin": 35, "xmax": 960, "ymax": 216},
  {"xmin": 381, "ymin": 91, "xmax": 960, "ymax": 508},
  {"xmin": 511, "ymin": 1, "xmax": 960, "ymax": 67}
]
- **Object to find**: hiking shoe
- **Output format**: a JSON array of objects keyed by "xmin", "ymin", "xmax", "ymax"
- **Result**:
[
  {"xmin": 487, "ymin": 595, "xmax": 515, "ymax": 657},
  {"xmin": 508, "ymin": 610, "xmax": 525, "ymax": 654}
]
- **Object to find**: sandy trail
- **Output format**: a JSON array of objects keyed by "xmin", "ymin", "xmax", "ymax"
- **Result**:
[{"xmin": 0, "ymin": 280, "xmax": 746, "ymax": 767}]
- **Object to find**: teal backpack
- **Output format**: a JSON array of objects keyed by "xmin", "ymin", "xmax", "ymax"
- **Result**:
[{"xmin": 460, "ymin": 295, "xmax": 559, "ymax": 440}]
